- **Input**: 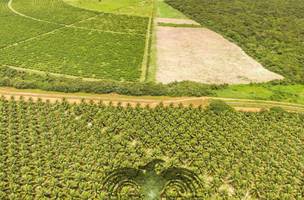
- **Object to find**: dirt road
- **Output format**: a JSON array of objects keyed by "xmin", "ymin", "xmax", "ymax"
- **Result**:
[{"xmin": 1, "ymin": 87, "xmax": 304, "ymax": 112}]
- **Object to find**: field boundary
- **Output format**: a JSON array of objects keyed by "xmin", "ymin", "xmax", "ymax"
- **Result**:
[
  {"xmin": 7, "ymin": 0, "xmax": 145, "ymax": 36},
  {"xmin": 63, "ymin": 0, "xmax": 153, "ymax": 17},
  {"xmin": 140, "ymin": 0, "xmax": 156, "ymax": 82},
  {"xmin": 4, "ymin": 65, "xmax": 104, "ymax": 82},
  {"xmin": 145, "ymin": 0, "xmax": 158, "ymax": 82},
  {"xmin": 1, "ymin": 87, "xmax": 303, "ymax": 113},
  {"xmin": 1, "ymin": 5, "xmax": 106, "ymax": 51},
  {"xmin": 139, "ymin": 16, "xmax": 153, "ymax": 82}
]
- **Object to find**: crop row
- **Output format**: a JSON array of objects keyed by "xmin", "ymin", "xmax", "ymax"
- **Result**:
[
  {"xmin": 0, "ymin": 28, "xmax": 146, "ymax": 81},
  {"xmin": 13, "ymin": 0, "xmax": 96, "ymax": 24},
  {"xmin": 0, "ymin": 0, "xmax": 149, "ymax": 82},
  {"xmin": 0, "ymin": 0, "xmax": 60, "ymax": 48},
  {"xmin": 0, "ymin": 99, "xmax": 303, "ymax": 199},
  {"xmin": 13, "ymin": 0, "xmax": 149, "ymax": 34}
]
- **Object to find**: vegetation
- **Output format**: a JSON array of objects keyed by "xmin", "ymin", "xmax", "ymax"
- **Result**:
[
  {"xmin": 157, "ymin": 22, "xmax": 201, "ymax": 28},
  {"xmin": 0, "ymin": 66, "xmax": 223, "ymax": 97},
  {"xmin": 2, "ymin": 66, "xmax": 304, "ymax": 104},
  {"xmin": 0, "ymin": 99, "xmax": 303, "ymax": 199},
  {"xmin": 165, "ymin": 0, "xmax": 304, "ymax": 83},
  {"xmin": 207, "ymin": 100, "xmax": 235, "ymax": 114},
  {"xmin": 0, "ymin": 0, "xmax": 149, "ymax": 81},
  {"xmin": 64, "ymin": 0, "xmax": 153, "ymax": 17},
  {"xmin": 0, "ymin": 0, "xmax": 60, "ymax": 48},
  {"xmin": 0, "ymin": 29, "xmax": 146, "ymax": 81},
  {"xmin": 157, "ymin": 0, "xmax": 187, "ymax": 19},
  {"xmin": 216, "ymin": 84, "xmax": 304, "ymax": 105}
]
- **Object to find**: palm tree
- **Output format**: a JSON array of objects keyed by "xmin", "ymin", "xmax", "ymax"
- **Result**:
[{"xmin": 103, "ymin": 159, "xmax": 202, "ymax": 200}]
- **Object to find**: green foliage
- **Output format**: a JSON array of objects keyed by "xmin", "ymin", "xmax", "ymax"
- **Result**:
[
  {"xmin": 157, "ymin": 22, "xmax": 201, "ymax": 28},
  {"xmin": 157, "ymin": 0, "xmax": 187, "ymax": 19},
  {"xmin": 269, "ymin": 106, "xmax": 286, "ymax": 113},
  {"xmin": 0, "ymin": 0, "xmax": 60, "ymax": 48},
  {"xmin": 215, "ymin": 83, "xmax": 304, "ymax": 105},
  {"xmin": 64, "ymin": 0, "xmax": 153, "ymax": 17},
  {"xmin": 0, "ymin": 0, "xmax": 149, "ymax": 81},
  {"xmin": 165, "ymin": 0, "xmax": 304, "ymax": 83},
  {"xmin": 13, "ymin": 0, "xmax": 96, "ymax": 24},
  {"xmin": 0, "ymin": 29, "xmax": 145, "ymax": 81},
  {"xmin": 0, "ymin": 99, "xmax": 303, "ymax": 199},
  {"xmin": 103, "ymin": 159, "xmax": 202, "ymax": 199},
  {"xmin": 0, "ymin": 66, "xmax": 223, "ymax": 96},
  {"xmin": 207, "ymin": 100, "xmax": 234, "ymax": 114}
]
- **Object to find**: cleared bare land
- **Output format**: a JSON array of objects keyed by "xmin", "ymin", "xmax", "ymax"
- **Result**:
[
  {"xmin": 156, "ymin": 26, "xmax": 284, "ymax": 84},
  {"xmin": 157, "ymin": 18, "xmax": 200, "ymax": 25}
]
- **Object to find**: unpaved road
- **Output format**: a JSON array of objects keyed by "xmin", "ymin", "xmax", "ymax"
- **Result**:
[{"xmin": 1, "ymin": 87, "xmax": 304, "ymax": 113}]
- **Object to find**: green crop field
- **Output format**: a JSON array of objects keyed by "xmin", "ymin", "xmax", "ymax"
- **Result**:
[
  {"xmin": 165, "ymin": 0, "xmax": 304, "ymax": 84},
  {"xmin": 64, "ymin": 0, "xmax": 153, "ymax": 17},
  {"xmin": 0, "ymin": 99, "xmax": 303, "ymax": 199},
  {"xmin": 1, "ymin": 1, "xmax": 304, "ymax": 200},
  {"xmin": 0, "ymin": 0, "xmax": 150, "ymax": 82},
  {"xmin": 0, "ymin": 0, "xmax": 303, "ymax": 105}
]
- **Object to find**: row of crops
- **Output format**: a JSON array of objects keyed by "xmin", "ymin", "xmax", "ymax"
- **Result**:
[
  {"xmin": 0, "ymin": 28, "xmax": 145, "ymax": 81},
  {"xmin": 0, "ymin": 0, "xmax": 60, "ymax": 48},
  {"xmin": 0, "ymin": 98, "xmax": 303, "ymax": 199},
  {"xmin": 165, "ymin": 0, "xmax": 304, "ymax": 83},
  {"xmin": 0, "ymin": 0, "xmax": 149, "ymax": 81}
]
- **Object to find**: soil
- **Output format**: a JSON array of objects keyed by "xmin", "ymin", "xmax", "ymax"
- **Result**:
[
  {"xmin": 1, "ymin": 87, "xmax": 303, "ymax": 113},
  {"xmin": 156, "ymin": 26, "xmax": 284, "ymax": 84}
]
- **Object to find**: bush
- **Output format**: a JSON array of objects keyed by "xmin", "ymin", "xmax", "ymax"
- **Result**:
[
  {"xmin": 0, "ymin": 66, "xmax": 227, "ymax": 97},
  {"xmin": 206, "ymin": 100, "xmax": 234, "ymax": 113},
  {"xmin": 269, "ymin": 106, "xmax": 286, "ymax": 113}
]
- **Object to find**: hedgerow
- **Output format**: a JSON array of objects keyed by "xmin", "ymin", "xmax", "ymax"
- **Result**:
[
  {"xmin": 165, "ymin": 0, "xmax": 304, "ymax": 83},
  {"xmin": 0, "ymin": 99, "xmax": 303, "ymax": 199},
  {"xmin": 0, "ymin": 66, "xmax": 224, "ymax": 96}
]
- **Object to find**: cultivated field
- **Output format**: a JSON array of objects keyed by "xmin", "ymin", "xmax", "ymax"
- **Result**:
[
  {"xmin": 1, "ymin": 1, "xmax": 304, "ymax": 199},
  {"xmin": 0, "ymin": 0, "xmax": 150, "ymax": 81},
  {"xmin": 0, "ymin": 0, "xmax": 303, "ymax": 105},
  {"xmin": 1, "ymin": 99, "xmax": 303, "ymax": 199},
  {"xmin": 64, "ymin": 0, "xmax": 153, "ymax": 17}
]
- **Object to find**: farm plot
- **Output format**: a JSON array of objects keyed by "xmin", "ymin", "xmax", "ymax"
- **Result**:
[
  {"xmin": 74, "ymin": 13, "xmax": 149, "ymax": 35},
  {"xmin": 12, "ymin": 0, "xmax": 96, "ymax": 24},
  {"xmin": 0, "ymin": 0, "xmax": 60, "ymax": 48},
  {"xmin": 64, "ymin": 0, "xmax": 153, "ymax": 17},
  {"xmin": 0, "ymin": 99, "xmax": 303, "ymax": 199},
  {"xmin": 0, "ymin": 0, "xmax": 149, "ymax": 82},
  {"xmin": 156, "ymin": 26, "xmax": 284, "ymax": 84},
  {"xmin": 0, "ymin": 28, "xmax": 146, "ymax": 81}
]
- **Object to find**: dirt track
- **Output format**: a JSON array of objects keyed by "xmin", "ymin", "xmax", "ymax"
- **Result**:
[{"xmin": 1, "ymin": 87, "xmax": 304, "ymax": 113}]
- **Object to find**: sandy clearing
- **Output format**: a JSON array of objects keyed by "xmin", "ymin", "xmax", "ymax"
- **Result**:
[
  {"xmin": 156, "ymin": 26, "xmax": 284, "ymax": 84},
  {"xmin": 157, "ymin": 18, "xmax": 200, "ymax": 25}
]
